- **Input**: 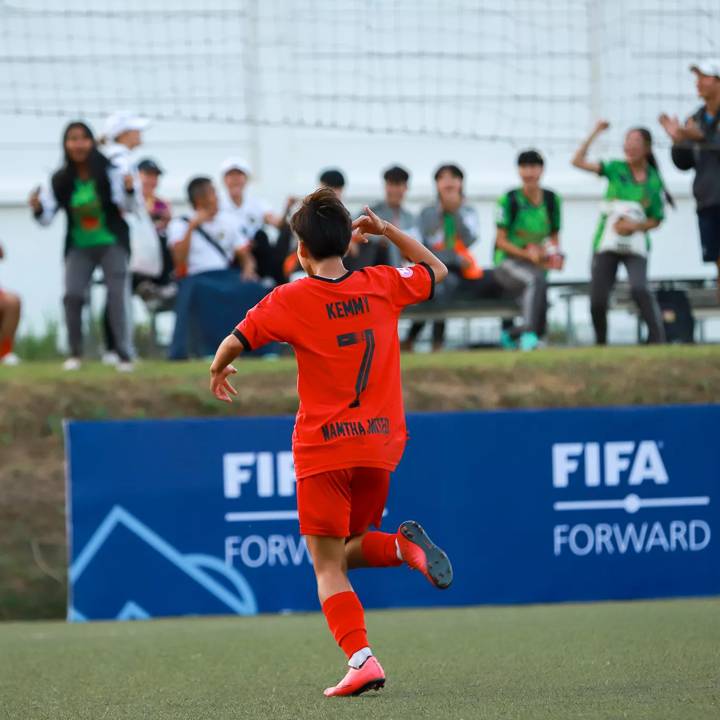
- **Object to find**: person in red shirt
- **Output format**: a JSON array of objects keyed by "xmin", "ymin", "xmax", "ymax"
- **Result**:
[
  {"xmin": 0, "ymin": 242, "xmax": 21, "ymax": 366},
  {"xmin": 210, "ymin": 188, "xmax": 453, "ymax": 698}
]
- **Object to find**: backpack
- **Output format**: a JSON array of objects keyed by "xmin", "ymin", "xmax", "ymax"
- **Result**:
[
  {"xmin": 655, "ymin": 289, "xmax": 695, "ymax": 344},
  {"xmin": 507, "ymin": 188, "xmax": 560, "ymax": 234}
]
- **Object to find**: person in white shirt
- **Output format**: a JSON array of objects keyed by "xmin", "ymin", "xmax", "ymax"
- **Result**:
[
  {"xmin": 220, "ymin": 157, "xmax": 283, "ymax": 238},
  {"xmin": 168, "ymin": 177, "xmax": 254, "ymax": 278},
  {"xmin": 99, "ymin": 110, "xmax": 157, "ymax": 364},
  {"xmin": 0, "ymin": 242, "xmax": 21, "ymax": 366},
  {"xmin": 220, "ymin": 157, "xmax": 295, "ymax": 283},
  {"xmin": 167, "ymin": 176, "xmax": 257, "ymax": 359}
]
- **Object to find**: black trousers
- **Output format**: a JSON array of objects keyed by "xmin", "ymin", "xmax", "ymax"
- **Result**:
[{"xmin": 590, "ymin": 251, "xmax": 665, "ymax": 345}]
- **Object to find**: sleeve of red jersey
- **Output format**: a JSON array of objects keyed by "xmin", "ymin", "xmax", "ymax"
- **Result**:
[
  {"xmin": 233, "ymin": 287, "xmax": 293, "ymax": 351},
  {"xmin": 384, "ymin": 262, "xmax": 435, "ymax": 310}
]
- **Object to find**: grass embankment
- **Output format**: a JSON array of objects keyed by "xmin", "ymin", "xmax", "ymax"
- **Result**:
[{"xmin": 1, "ymin": 345, "xmax": 719, "ymax": 620}]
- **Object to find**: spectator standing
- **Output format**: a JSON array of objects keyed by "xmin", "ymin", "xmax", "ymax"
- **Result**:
[
  {"xmin": 494, "ymin": 150, "xmax": 563, "ymax": 351},
  {"xmin": 29, "ymin": 121, "xmax": 135, "ymax": 371},
  {"xmin": 404, "ymin": 164, "xmax": 484, "ymax": 351},
  {"xmin": 660, "ymin": 59, "xmax": 720, "ymax": 298},
  {"xmin": 167, "ymin": 177, "xmax": 256, "ymax": 359},
  {"xmin": 100, "ymin": 111, "xmax": 160, "ymax": 278},
  {"xmin": 366, "ymin": 165, "xmax": 418, "ymax": 267},
  {"xmin": 572, "ymin": 121, "xmax": 671, "ymax": 345},
  {"xmin": 0, "ymin": 242, "xmax": 21, "ymax": 366},
  {"xmin": 99, "ymin": 111, "xmax": 159, "ymax": 363},
  {"xmin": 103, "ymin": 157, "xmax": 175, "ymax": 360}
]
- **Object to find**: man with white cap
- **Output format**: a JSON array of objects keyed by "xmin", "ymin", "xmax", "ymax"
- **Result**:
[
  {"xmin": 99, "ymin": 110, "xmax": 161, "ymax": 362},
  {"xmin": 660, "ymin": 60, "xmax": 720, "ymax": 296},
  {"xmin": 220, "ymin": 157, "xmax": 284, "ymax": 239},
  {"xmin": 220, "ymin": 157, "xmax": 291, "ymax": 283}
]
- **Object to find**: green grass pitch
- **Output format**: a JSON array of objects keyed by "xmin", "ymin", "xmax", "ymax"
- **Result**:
[{"xmin": 1, "ymin": 599, "xmax": 718, "ymax": 719}]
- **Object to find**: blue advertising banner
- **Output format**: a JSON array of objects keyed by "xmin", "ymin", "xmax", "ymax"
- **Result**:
[{"xmin": 65, "ymin": 405, "xmax": 720, "ymax": 621}]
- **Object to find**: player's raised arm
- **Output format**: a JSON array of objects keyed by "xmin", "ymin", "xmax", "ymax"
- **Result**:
[
  {"xmin": 209, "ymin": 334, "xmax": 243, "ymax": 403},
  {"xmin": 352, "ymin": 206, "xmax": 448, "ymax": 283}
]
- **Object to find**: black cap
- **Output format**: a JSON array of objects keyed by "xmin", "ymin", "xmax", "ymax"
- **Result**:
[
  {"xmin": 517, "ymin": 149, "xmax": 544, "ymax": 166},
  {"xmin": 319, "ymin": 168, "xmax": 346, "ymax": 189},
  {"xmin": 383, "ymin": 165, "xmax": 410, "ymax": 183},
  {"xmin": 138, "ymin": 158, "xmax": 163, "ymax": 175},
  {"xmin": 434, "ymin": 163, "xmax": 464, "ymax": 181}
]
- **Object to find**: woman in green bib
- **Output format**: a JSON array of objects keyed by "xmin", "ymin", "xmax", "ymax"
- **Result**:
[
  {"xmin": 572, "ymin": 121, "xmax": 673, "ymax": 345},
  {"xmin": 30, "ymin": 122, "xmax": 135, "ymax": 370}
]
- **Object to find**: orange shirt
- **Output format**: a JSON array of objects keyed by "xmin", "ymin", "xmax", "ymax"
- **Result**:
[{"xmin": 235, "ymin": 264, "xmax": 435, "ymax": 478}]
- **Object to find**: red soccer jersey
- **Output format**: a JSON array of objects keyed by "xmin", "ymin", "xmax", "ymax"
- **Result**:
[{"xmin": 235, "ymin": 264, "xmax": 435, "ymax": 478}]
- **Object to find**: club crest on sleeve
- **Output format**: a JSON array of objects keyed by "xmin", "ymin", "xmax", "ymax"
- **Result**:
[{"xmin": 396, "ymin": 267, "xmax": 413, "ymax": 278}]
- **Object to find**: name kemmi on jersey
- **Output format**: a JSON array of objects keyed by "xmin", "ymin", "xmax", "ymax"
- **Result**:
[{"xmin": 325, "ymin": 296, "xmax": 370, "ymax": 320}]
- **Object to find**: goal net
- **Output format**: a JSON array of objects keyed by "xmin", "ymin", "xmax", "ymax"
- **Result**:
[{"xmin": 0, "ymin": 0, "xmax": 717, "ymax": 148}]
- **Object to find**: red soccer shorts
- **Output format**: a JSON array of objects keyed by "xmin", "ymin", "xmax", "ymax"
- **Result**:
[{"xmin": 296, "ymin": 467, "xmax": 390, "ymax": 538}]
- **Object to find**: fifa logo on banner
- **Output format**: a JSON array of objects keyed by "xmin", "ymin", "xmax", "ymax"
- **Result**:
[
  {"xmin": 550, "ymin": 440, "xmax": 711, "ymax": 557},
  {"xmin": 222, "ymin": 452, "xmax": 311, "ymax": 570},
  {"xmin": 552, "ymin": 441, "xmax": 668, "ymax": 488},
  {"xmin": 223, "ymin": 452, "xmax": 296, "ymax": 498}
]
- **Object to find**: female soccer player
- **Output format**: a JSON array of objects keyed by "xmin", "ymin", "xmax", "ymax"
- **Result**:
[{"xmin": 209, "ymin": 188, "xmax": 454, "ymax": 698}]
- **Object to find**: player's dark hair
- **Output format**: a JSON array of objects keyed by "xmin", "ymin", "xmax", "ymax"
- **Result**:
[
  {"xmin": 383, "ymin": 165, "xmax": 410, "ymax": 184},
  {"xmin": 187, "ymin": 176, "xmax": 213, "ymax": 207},
  {"xmin": 630, "ymin": 127, "xmax": 676, "ymax": 209},
  {"xmin": 433, "ymin": 163, "xmax": 464, "ymax": 181},
  {"xmin": 51, "ymin": 121, "xmax": 113, "ymax": 207},
  {"xmin": 517, "ymin": 149, "xmax": 544, "ymax": 166},
  {"xmin": 318, "ymin": 168, "xmax": 346, "ymax": 189},
  {"xmin": 290, "ymin": 187, "xmax": 352, "ymax": 260}
]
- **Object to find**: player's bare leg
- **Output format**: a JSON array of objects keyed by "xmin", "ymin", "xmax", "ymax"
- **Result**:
[{"xmin": 305, "ymin": 535, "xmax": 385, "ymax": 697}]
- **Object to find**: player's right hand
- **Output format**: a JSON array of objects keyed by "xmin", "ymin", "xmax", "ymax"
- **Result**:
[
  {"xmin": 352, "ymin": 206, "xmax": 387, "ymax": 242},
  {"xmin": 210, "ymin": 365, "xmax": 238, "ymax": 403}
]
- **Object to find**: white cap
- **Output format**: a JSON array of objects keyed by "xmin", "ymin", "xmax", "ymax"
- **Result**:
[
  {"xmin": 690, "ymin": 59, "xmax": 720, "ymax": 78},
  {"xmin": 103, "ymin": 111, "xmax": 151, "ymax": 140},
  {"xmin": 220, "ymin": 156, "xmax": 252, "ymax": 177}
]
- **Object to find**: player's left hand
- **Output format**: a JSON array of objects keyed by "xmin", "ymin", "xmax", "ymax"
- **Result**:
[
  {"xmin": 352, "ymin": 206, "xmax": 387, "ymax": 243},
  {"xmin": 210, "ymin": 365, "xmax": 238, "ymax": 403}
]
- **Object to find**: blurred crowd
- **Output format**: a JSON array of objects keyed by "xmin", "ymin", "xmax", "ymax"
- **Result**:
[{"xmin": 1, "ymin": 60, "xmax": 718, "ymax": 369}]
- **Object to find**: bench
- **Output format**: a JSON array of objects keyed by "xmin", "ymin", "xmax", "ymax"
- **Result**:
[{"xmin": 404, "ymin": 279, "xmax": 719, "ymax": 347}]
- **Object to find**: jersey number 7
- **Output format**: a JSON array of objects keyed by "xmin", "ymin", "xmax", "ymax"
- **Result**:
[{"xmin": 336, "ymin": 329, "xmax": 376, "ymax": 408}]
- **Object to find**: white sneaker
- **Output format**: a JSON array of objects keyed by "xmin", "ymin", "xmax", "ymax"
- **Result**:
[
  {"xmin": 116, "ymin": 361, "xmax": 135, "ymax": 373},
  {"xmin": 63, "ymin": 357, "xmax": 82, "ymax": 371},
  {"xmin": 101, "ymin": 351, "xmax": 119, "ymax": 366},
  {"xmin": 1, "ymin": 352, "xmax": 20, "ymax": 366}
]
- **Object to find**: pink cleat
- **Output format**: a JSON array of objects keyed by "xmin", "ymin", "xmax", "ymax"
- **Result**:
[
  {"xmin": 397, "ymin": 520, "xmax": 454, "ymax": 589},
  {"xmin": 323, "ymin": 656, "xmax": 386, "ymax": 697}
]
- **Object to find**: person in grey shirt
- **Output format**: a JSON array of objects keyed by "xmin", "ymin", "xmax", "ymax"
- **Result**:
[
  {"xmin": 365, "ymin": 165, "xmax": 418, "ymax": 267},
  {"xmin": 660, "ymin": 59, "xmax": 720, "ymax": 296},
  {"xmin": 404, "ymin": 164, "xmax": 496, "ymax": 351}
]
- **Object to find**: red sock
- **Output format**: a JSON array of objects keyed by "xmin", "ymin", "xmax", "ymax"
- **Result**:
[
  {"xmin": 361, "ymin": 531, "xmax": 402, "ymax": 567},
  {"xmin": 0, "ymin": 337, "xmax": 11, "ymax": 358},
  {"xmin": 322, "ymin": 590, "xmax": 368, "ymax": 659}
]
